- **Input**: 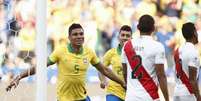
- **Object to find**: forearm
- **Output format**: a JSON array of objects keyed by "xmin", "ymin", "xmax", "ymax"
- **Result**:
[
  {"xmin": 98, "ymin": 72, "xmax": 106, "ymax": 82},
  {"xmin": 18, "ymin": 67, "xmax": 36, "ymax": 80},
  {"xmin": 158, "ymin": 75, "xmax": 169, "ymax": 101},
  {"xmin": 19, "ymin": 59, "xmax": 53, "ymax": 80},
  {"xmin": 123, "ymin": 72, "xmax": 127, "ymax": 85},
  {"xmin": 102, "ymin": 67, "xmax": 123, "ymax": 85},
  {"xmin": 189, "ymin": 66, "xmax": 200, "ymax": 100},
  {"xmin": 122, "ymin": 64, "xmax": 127, "ymax": 84},
  {"xmin": 190, "ymin": 80, "xmax": 200, "ymax": 100},
  {"xmin": 95, "ymin": 63, "xmax": 124, "ymax": 86}
]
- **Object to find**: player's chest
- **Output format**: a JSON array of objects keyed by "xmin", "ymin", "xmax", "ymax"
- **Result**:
[
  {"xmin": 59, "ymin": 54, "xmax": 90, "ymax": 68},
  {"xmin": 110, "ymin": 54, "xmax": 121, "ymax": 67}
]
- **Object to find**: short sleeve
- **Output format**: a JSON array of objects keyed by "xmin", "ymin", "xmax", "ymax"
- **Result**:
[
  {"xmin": 155, "ymin": 43, "xmax": 166, "ymax": 64},
  {"xmin": 188, "ymin": 50, "xmax": 200, "ymax": 69},
  {"xmin": 49, "ymin": 47, "xmax": 60, "ymax": 63},
  {"xmin": 103, "ymin": 49, "xmax": 112, "ymax": 67},
  {"xmin": 198, "ymin": 46, "xmax": 201, "ymax": 64},
  {"xmin": 90, "ymin": 49, "xmax": 100, "ymax": 65}
]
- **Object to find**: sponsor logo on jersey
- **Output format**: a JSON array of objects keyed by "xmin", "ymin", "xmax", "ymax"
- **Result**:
[{"xmin": 83, "ymin": 58, "xmax": 88, "ymax": 64}]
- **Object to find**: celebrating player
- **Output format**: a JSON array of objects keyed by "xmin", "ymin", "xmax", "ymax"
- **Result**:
[{"xmin": 6, "ymin": 23, "xmax": 125, "ymax": 101}]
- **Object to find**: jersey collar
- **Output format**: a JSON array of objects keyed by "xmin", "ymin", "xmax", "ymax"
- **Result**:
[
  {"xmin": 117, "ymin": 44, "xmax": 122, "ymax": 55},
  {"xmin": 185, "ymin": 42, "xmax": 194, "ymax": 46},
  {"xmin": 140, "ymin": 35, "xmax": 152, "ymax": 39},
  {"xmin": 67, "ymin": 43, "xmax": 83, "ymax": 54}
]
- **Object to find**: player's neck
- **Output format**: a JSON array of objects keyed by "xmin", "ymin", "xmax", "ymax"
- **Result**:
[
  {"xmin": 119, "ymin": 43, "xmax": 123, "ymax": 47},
  {"xmin": 140, "ymin": 32, "xmax": 151, "ymax": 36},
  {"xmin": 71, "ymin": 44, "xmax": 83, "ymax": 54},
  {"xmin": 186, "ymin": 39, "xmax": 194, "ymax": 45}
]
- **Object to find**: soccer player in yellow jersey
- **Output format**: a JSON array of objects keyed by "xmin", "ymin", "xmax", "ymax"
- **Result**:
[
  {"xmin": 98, "ymin": 25, "xmax": 132, "ymax": 101},
  {"xmin": 6, "ymin": 23, "xmax": 125, "ymax": 101}
]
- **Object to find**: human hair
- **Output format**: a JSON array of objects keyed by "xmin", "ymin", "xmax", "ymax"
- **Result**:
[
  {"xmin": 137, "ymin": 14, "xmax": 155, "ymax": 33},
  {"xmin": 119, "ymin": 25, "xmax": 132, "ymax": 35},
  {"xmin": 182, "ymin": 22, "xmax": 196, "ymax": 40},
  {"xmin": 68, "ymin": 23, "xmax": 83, "ymax": 35}
]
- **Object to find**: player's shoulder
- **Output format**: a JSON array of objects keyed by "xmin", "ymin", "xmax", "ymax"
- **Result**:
[
  {"xmin": 83, "ymin": 46, "xmax": 96, "ymax": 54},
  {"xmin": 181, "ymin": 43, "xmax": 197, "ymax": 52},
  {"xmin": 83, "ymin": 46, "xmax": 91, "ymax": 51},
  {"xmin": 104, "ymin": 48, "xmax": 116, "ymax": 56},
  {"xmin": 187, "ymin": 43, "xmax": 197, "ymax": 51},
  {"xmin": 54, "ymin": 44, "xmax": 66, "ymax": 52},
  {"xmin": 152, "ymin": 40, "xmax": 164, "ymax": 49},
  {"xmin": 107, "ymin": 48, "xmax": 116, "ymax": 53}
]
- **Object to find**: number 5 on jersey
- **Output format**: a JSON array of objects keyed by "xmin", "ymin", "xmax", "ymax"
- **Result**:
[{"xmin": 74, "ymin": 64, "xmax": 79, "ymax": 74}]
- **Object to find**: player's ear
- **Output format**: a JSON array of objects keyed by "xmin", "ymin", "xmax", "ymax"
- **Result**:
[
  {"xmin": 68, "ymin": 35, "xmax": 71, "ymax": 41},
  {"xmin": 152, "ymin": 26, "xmax": 155, "ymax": 32},
  {"xmin": 137, "ymin": 24, "xmax": 140, "ymax": 30}
]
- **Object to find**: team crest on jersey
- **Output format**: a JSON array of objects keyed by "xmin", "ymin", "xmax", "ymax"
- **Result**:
[{"xmin": 83, "ymin": 58, "xmax": 88, "ymax": 64}]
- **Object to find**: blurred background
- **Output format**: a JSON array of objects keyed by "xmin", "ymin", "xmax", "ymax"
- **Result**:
[{"xmin": 0, "ymin": 0, "xmax": 201, "ymax": 101}]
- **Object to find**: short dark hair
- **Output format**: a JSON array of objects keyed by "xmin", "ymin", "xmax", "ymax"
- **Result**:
[
  {"xmin": 182, "ymin": 22, "xmax": 196, "ymax": 40},
  {"xmin": 68, "ymin": 23, "xmax": 83, "ymax": 35},
  {"xmin": 137, "ymin": 14, "xmax": 155, "ymax": 33},
  {"xmin": 119, "ymin": 25, "xmax": 132, "ymax": 35}
]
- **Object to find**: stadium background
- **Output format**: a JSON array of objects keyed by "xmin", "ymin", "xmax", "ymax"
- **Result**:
[{"xmin": 0, "ymin": 0, "xmax": 201, "ymax": 101}]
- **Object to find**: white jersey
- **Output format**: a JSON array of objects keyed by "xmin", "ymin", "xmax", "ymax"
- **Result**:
[
  {"xmin": 174, "ymin": 42, "xmax": 200, "ymax": 96},
  {"xmin": 121, "ymin": 36, "xmax": 166, "ymax": 101}
]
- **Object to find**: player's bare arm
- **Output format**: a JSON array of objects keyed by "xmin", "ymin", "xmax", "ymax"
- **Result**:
[
  {"xmin": 122, "ymin": 63, "xmax": 127, "ymax": 85},
  {"xmin": 98, "ymin": 72, "xmax": 108, "ymax": 89},
  {"xmin": 155, "ymin": 64, "xmax": 169, "ymax": 101},
  {"xmin": 189, "ymin": 66, "xmax": 201, "ymax": 101},
  {"xmin": 94, "ymin": 63, "xmax": 125, "ymax": 88},
  {"xmin": 6, "ymin": 57, "xmax": 55, "ymax": 91}
]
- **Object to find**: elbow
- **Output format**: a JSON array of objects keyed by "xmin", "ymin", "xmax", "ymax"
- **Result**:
[{"xmin": 102, "ymin": 68, "xmax": 110, "ymax": 76}]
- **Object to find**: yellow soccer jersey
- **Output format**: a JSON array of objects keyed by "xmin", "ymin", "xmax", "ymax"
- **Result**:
[
  {"xmin": 103, "ymin": 45, "xmax": 125, "ymax": 100},
  {"xmin": 49, "ymin": 44, "xmax": 100, "ymax": 101}
]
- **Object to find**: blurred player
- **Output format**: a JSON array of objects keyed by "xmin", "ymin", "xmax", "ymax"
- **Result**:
[
  {"xmin": 121, "ymin": 14, "xmax": 169, "ymax": 101},
  {"xmin": 98, "ymin": 25, "xmax": 132, "ymax": 101},
  {"xmin": 173, "ymin": 22, "xmax": 200, "ymax": 101},
  {"xmin": 6, "ymin": 23, "xmax": 125, "ymax": 101}
]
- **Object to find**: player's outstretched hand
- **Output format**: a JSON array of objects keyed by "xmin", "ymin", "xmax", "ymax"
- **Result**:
[{"xmin": 6, "ymin": 75, "xmax": 21, "ymax": 91}]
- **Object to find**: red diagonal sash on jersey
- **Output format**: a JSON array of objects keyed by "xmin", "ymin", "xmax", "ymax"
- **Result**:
[
  {"xmin": 174, "ymin": 49, "xmax": 193, "ymax": 94},
  {"xmin": 124, "ymin": 40, "xmax": 159, "ymax": 100}
]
